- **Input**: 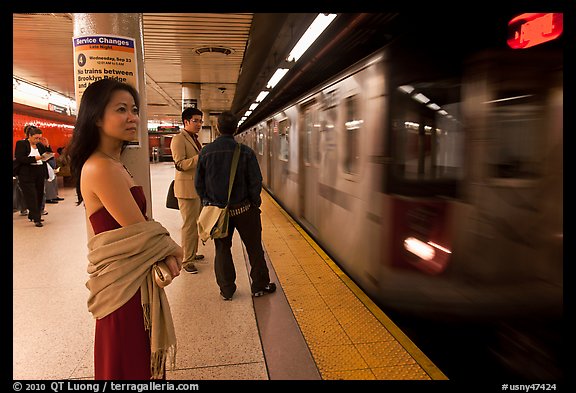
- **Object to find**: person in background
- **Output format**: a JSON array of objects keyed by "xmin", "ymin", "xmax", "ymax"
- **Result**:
[
  {"xmin": 67, "ymin": 78, "xmax": 183, "ymax": 380},
  {"xmin": 44, "ymin": 152, "xmax": 64, "ymax": 204},
  {"xmin": 56, "ymin": 146, "xmax": 72, "ymax": 186},
  {"xmin": 170, "ymin": 107, "xmax": 206, "ymax": 274},
  {"xmin": 195, "ymin": 111, "xmax": 276, "ymax": 301},
  {"xmin": 14, "ymin": 125, "xmax": 51, "ymax": 227}
]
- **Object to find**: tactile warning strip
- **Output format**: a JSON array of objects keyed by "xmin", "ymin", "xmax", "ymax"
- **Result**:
[{"xmin": 260, "ymin": 191, "xmax": 448, "ymax": 380}]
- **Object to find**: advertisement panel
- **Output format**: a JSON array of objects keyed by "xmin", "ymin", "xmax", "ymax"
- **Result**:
[{"xmin": 72, "ymin": 34, "xmax": 140, "ymax": 146}]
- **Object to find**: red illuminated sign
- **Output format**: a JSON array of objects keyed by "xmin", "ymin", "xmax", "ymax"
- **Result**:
[
  {"xmin": 48, "ymin": 103, "xmax": 68, "ymax": 114},
  {"xmin": 507, "ymin": 13, "xmax": 563, "ymax": 49},
  {"xmin": 157, "ymin": 126, "xmax": 180, "ymax": 132}
]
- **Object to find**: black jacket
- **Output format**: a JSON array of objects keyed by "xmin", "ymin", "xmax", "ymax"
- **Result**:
[
  {"xmin": 195, "ymin": 135, "xmax": 263, "ymax": 208},
  {"xmin": 14, "ymin": 139, "xmax": 52, "ymax": 179}
]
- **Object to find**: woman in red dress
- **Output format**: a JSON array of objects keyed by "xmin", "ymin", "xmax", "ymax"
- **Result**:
[{"xmin": 68, "ymin": 78, "xmax": 183, "ymax": 380}]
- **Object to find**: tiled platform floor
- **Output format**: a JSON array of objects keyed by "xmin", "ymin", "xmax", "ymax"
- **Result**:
[{"xmin": 13, "ymin": 161, "xmax": 445, "ymax": 381}]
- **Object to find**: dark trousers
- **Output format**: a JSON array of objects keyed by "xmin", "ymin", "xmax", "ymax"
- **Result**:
[
  {"xmin": 214, "ymin": 206, "xmax": 270, "ymax": 297},
  {"xmin": 17, "ymin": 165, "xmax": 45, "ymax": 222},
  {"xmin": 13, "ymin": 178, "xmax": 26, "ymax": 212}
]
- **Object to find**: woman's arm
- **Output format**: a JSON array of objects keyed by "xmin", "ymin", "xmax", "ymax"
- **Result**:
[
  {"xmin": 38, "ymin": 137, "xmax": 53, "ymax": 153},
  {"xmin": 82, "ymin": 155, "xmax": 183, "ymax": 275}
]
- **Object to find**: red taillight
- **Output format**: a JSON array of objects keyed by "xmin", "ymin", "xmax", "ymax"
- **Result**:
[{"xmin": 507, "ymin": 13, "xmax": 563, "ymax": 49}]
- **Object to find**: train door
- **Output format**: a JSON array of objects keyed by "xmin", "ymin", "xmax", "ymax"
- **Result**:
[
  {"xmin": 300, "ymin": 100, "xmax": 320, "ymax": 231},
  {"xmin": 275, "ymin": 116, "xmax": 291, "ymax": 201},
  {"xmin": 266, "ymin": 119, "xmax": 274, "ymax": 190},
  {"xmin": 386, "ymin": 68, "xmax": 462, "ymax": 275},
  {"xmin": 459, "ymin": 49, "xmax": 563, "ymax": 283},
  {"xmin": 255, "ymin": 125, "xmax": 267, "ymax": 185}
]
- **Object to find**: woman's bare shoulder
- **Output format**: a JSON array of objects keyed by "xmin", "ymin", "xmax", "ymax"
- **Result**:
[
  {"xmin": 82, "ymin": 155, "xmax": 114, "ymax": 183},
  {"xmin": 81, "ymin": 155, "xmax": 141, "ymax": 221},
  {"xmin": 81, "ymin": 156, "xmax": 125, "ymax": 202}
]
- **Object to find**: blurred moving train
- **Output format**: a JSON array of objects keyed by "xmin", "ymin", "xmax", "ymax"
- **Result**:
[{"xmin": 237, "ymin": 13, "xmax": 563, "ymax": 380}]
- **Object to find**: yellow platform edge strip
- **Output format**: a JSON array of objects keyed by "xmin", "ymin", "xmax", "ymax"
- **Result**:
[{"xmin": 264, "ymin": 191, "xmax": 449, "ymax": 380}]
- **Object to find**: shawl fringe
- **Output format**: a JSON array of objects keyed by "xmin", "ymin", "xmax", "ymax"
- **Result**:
[{"xmin": 144, "ymin": 302, "xmax": 177, "ymax": 379}]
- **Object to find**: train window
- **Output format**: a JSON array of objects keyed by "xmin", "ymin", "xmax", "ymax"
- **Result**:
[
  {"xmin": 343, "ymin": 95, "xmax": 361, "ymax": 174},
  {"xmin": 256, "ymin": 126, "xmax": 264, "ymax": 156},
  {"xmin": 303, "ymin": 111, "xmax": 312, "ymax": 165},
  {"xmin": 303, "ymin": 105, "xmax": 320, "ymax": 166},
  {"xmin": 486, "ymin": 92, "xmax": 544, "ymax": 179},
  {"xmin": 390, "ymin": 78, "xmax": 463, "ymax": 195},
  {"xmin": 314, "ymin": 117, "xmax": 321, "ymax": 165},
  {"xmin": 267, "ymin": 120, "xmax": 274, "ymax": 159},
  {"xmin": 278, "ymin": 118, "xmax": 290, "ymax": 162}
]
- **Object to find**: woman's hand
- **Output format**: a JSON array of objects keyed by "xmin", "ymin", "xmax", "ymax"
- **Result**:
[
  {"xmin": 164, "ymin": 255, "xmax": 181, "ymax": 278},
  {"xmin": 172, "ymin": 245, "xmax": 183, "ymax": 264}
]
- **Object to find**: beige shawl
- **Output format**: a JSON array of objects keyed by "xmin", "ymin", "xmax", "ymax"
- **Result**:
[{"xmin": 86, "ymin": 220, "xmax": 180, "ymax": 379}]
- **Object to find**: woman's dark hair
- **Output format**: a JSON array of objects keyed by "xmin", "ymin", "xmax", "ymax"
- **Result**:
[
  {"xmin": 67, "ymin": 78, "xmax": 140, "ymax": 205},
  {"xmin": 24, "ymin": 124, "xmax": 42, "ymax": 137}
]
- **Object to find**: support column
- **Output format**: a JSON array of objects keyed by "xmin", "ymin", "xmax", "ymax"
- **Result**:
[
  {"xmin": 182, "ymin": 82, "xmax": 211, "ymax": 144},
  {"xmin": 182, "ymin": 83, "xmax": 201, "ymax": 112},
  {"xmin": 72, "ymin": 13, "xmax": 154, "ymax": 219}
]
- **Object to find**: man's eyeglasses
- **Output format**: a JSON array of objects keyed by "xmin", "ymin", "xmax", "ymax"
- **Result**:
[{"xmin": 191, "ymin": 119, "xmax": 203, "ymax": 124}]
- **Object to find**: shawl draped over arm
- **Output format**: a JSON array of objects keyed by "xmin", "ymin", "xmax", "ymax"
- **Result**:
[{"xmin": 86, "ymin": 219, "xmax": 180, "ymax": 379}]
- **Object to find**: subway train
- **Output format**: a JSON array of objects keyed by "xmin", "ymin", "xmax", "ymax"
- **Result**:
[{"xmin": 237, "ymin": 13, "xmax": 563, "ymax": 380}]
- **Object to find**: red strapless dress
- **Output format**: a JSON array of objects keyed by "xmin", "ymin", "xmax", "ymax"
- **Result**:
[{"xmin": 89, "ymin": 186, "xmax": 152, "ymax": 380}]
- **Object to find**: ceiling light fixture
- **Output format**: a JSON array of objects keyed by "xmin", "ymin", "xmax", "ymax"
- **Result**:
[
  {"xmin": 266, "ymin": 68, "xmax": 289, "ymax": 89},
  {"xmin": 287, "ymin": 13, "xmax": 337, "ymax": 62}
]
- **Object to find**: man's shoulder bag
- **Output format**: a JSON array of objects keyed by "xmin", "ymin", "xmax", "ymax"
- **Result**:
[
  {"xmin": 166, "ymin": 180, "xmax": 179, "ymax": 209},
  {"xmin": 197, "ymin": 143, "xmax": 241, "ymax": 244}
]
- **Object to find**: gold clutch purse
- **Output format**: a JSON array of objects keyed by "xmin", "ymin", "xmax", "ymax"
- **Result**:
[{"xmin": 153, "ymin": 261, "xmax": 173, "ymax": 288}]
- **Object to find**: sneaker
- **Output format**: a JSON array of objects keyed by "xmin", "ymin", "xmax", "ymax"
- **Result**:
[
  {"xmin": 19, "ymin": 210, "xmax": 28, "ymax": 216},
  {"xmin": 183, "ymin": 263, "xmax": 198, "ymax": 274},
  {"xmin": 253, "ymin": 282, "xmax": 277, "ymax": 297},
  {"xmin": 193, "ymin": 254, "xmax": 205, "ymax": 260},
  {"xmin": 34, "ymin": 221, "xmax": 44, "ymax": 227},
  {"xmin": 220, "ymin": 292, "xmax": 233, "ymax": 301}
]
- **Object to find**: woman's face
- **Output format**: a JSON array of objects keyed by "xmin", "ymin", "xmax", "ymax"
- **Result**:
[
  {"xmin": 28, "ymin": 132, "xmax": 42, "ymax": 145},
  {"xmin": 97, "ymin": 89, "xmax": 140, "ymax": 142}
]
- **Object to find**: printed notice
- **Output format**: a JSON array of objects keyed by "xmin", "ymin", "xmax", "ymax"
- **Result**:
[{"xmin": 73, "ymin": 34, "xmax": 140, "ymax": 146}]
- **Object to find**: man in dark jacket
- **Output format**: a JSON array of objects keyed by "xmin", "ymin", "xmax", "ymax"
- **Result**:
[{"xmin": 195, "ymin": 111, "xmax": 276, "ymax": 300}]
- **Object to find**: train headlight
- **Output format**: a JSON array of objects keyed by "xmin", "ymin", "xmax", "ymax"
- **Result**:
[{"xmin": 404, "ymin": 237, "xmax": 435, "ymax": 260}]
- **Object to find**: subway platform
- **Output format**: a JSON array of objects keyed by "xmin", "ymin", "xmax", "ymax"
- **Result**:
[{"xmin": 12, "ymin": 161, "xmax": 446, "ymax": 381}]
